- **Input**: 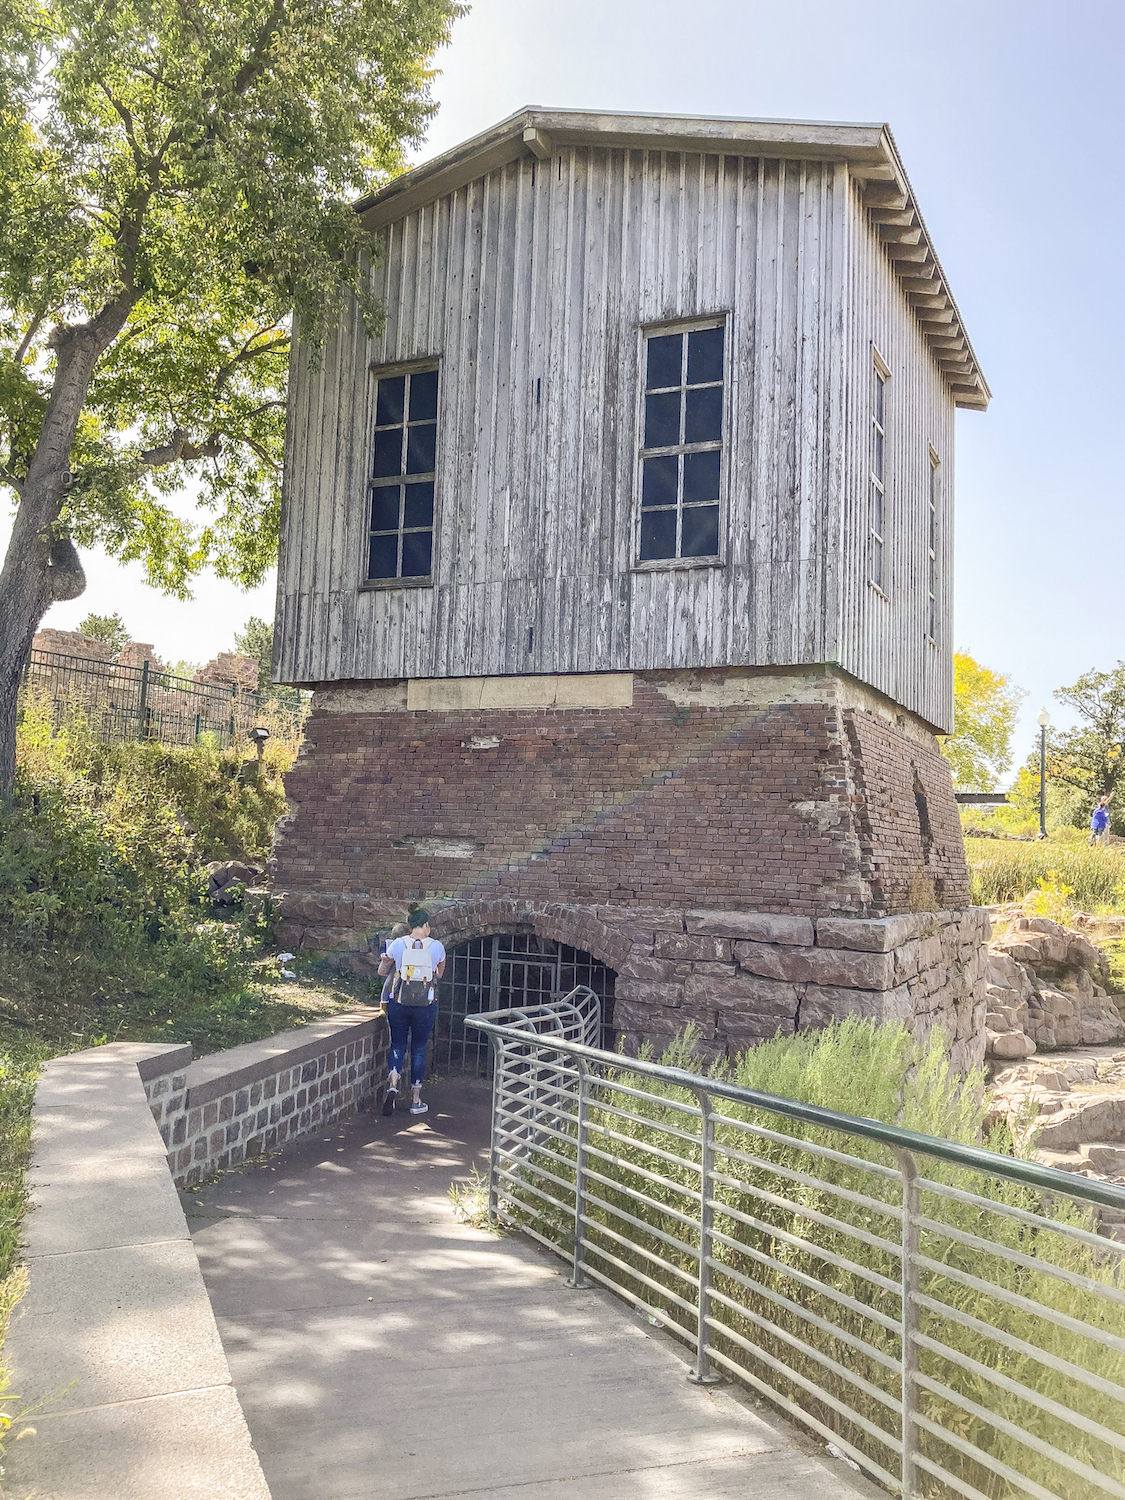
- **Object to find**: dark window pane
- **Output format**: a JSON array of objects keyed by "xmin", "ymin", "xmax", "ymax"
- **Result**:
[
  {"xmin": 409, "ymin": 369, "xmax": 438, "ymax": 422},
  {"xmin": 376, "ymin": 376, "xmax": 405, "ymax": 428},
  {"xmin": 372, "ymin": 427, "xmax": 404, "ymax": 479},
  {"xmin": 403, "ymin": 480, "xmax": 434, "ymax": 529},
  {"xmin": 368, "ymin": 532, "xmax": 399, "ymax": 579},
  {"xmin": 683, "ymin": 450, "xmax": 721, "ymax": 504},
  {"xmin": 872, "ymin": 484, "xmax": 884, "ymax": 537},
  {"xmin": 874, "ymin": 370, "xmax": 885, "ymax": 428},
  {"xmin": 873, "ymin": 427, "xmax": 884, "ymax": 482},
  {"xmin": 685, "ymin": 386, "xmax": 722, "ymax": 444},
  {"xmin": 401, "ymin": 530, "xmax": 432, "ymax": 578},
  {"xmin": 644, "ymin": 391, "xmax": 681, "ymax": 449},
  {"xmin": 681, "ymin": 504, "xmax": 719, "ymax": 557},
  {"xmin": 687, "ymin": 326, "xmax": 724, "ymax": 385},
  {"xmin": 646, "ymin": 333, "xmax": 683, "ymax": 391},
  {"xmin": 642, "ymin": 455, "xmax": 678, "ymax": 509},
  {"xmin": 369, "ymin": 486, "xmax": 401, "ymax": 531},
  {"xmin": 406, "ymin": 422, "xmax": 437, "ymax": 474},
  {"xmin": 640, "ymin": 508, "xmax": 677, "ymax": 561}
]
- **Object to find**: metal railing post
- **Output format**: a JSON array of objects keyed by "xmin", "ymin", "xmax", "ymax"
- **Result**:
[
  {"xmin": 688, "ymin": 1089, "xmax": 722, "ymax": 1385},
  {"xmin": 894, "ymin": 1147, "xmax": 920, "ymax": 1499},
  {"xmin": 137, "ymin": 658, "xmax": 150, "ymax": 740},
  {"xmin": 568, "ymin": 1057, "xmax": 590, "ymax": 1288},
  {"xmin": 487, "ymin": 1035, "xmax": 504, "ymax": 1221}
]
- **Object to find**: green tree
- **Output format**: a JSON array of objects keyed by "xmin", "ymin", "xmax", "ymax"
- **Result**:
[
  {"xmin": 234, "ymin": 615, "xmax": 274, "ymax": 694},
  {"xmin": 1043, "ymin": 663, "xmax": 1125, "ymax": 830},
  {"xmin": 0, "ymin": 0, "xmax": 462, "ymax": 796},
  {"xmin": 940, "ymin": 652, "xmax": 1024, "ymax": 790},
  {"xmin": 77, "ymin": 611, "xmax": 130, "ymax": 656}
]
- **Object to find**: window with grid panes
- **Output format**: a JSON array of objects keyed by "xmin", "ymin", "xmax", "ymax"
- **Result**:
[
  {"xmin": 870, "ymin": 360, "xmax": 887, "ymax": 590},
  {"xmin": 638, "ymin": 322, "xmax": 725, "ymax": 563},
  {"xmin": 927, "ymin": 454, "xmax": 940, "ymax": 639},
  {"xmin": 367, "ymin": 366, "xmax": 438, "ymax": 582}
]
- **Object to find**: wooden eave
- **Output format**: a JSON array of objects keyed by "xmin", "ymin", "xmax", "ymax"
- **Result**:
[{"xmin": 355, "ymin": 107, "xmax": 990, "ymax": 411}]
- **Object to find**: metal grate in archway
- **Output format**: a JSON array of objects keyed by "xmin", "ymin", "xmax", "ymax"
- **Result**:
[{"xmin": 433, "ymin": 934, "xmax": 615, "ymax": 1076}]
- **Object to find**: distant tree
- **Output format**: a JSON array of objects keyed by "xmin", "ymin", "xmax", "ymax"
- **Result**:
[
  {"xmin": 77, "ymin": 611, "xmax": 129, "ymax": 656},
  {"xmin": 940, "ymin": 653, "xmax": 1024, "ymax": 789},
  {"xmin": 0, "ymin": 0, "xmax": 463, "ymax": 799},
  {"xmin": 234, "ymin": 616, "xmax": 274, "ymax": 694},
  {"xmin": 1043, "ymin": 663, "xmax": 1125, "ymax": 829}
]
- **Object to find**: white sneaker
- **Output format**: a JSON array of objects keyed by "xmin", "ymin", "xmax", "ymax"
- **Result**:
[{"xmin": 409, "ymin": 1098, "xmax": 428, "ymax": 1116}]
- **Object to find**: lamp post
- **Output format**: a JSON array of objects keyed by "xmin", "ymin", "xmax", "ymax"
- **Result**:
[{"xmin": 1036, "ymin": 708, "xmax": 1051, "ymax": 840}]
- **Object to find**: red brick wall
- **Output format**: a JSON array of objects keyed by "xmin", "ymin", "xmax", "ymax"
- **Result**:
[{"xmin": 270, "ymin": 676, "xmax": 969, "ymax": 918}]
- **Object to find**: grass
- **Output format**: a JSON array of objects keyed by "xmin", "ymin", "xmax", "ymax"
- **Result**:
[
  {"xmin": 966, "ymin": 838, "xmax": 1125, "ymax": 911},
  {"xmin": 497, "ymin": 1021, "xmax": 1125, "ymax": 1500}
]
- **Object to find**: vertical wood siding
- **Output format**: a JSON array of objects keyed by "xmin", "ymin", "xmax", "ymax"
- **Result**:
[
  {"xmin": 276, "ymin": 146, "xmax": 954, "ymax": 728},
  {"xmin": 837, "ymin": 175, "xmax": 956, "ymax": 731}
]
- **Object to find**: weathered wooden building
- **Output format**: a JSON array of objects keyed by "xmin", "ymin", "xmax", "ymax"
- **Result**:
[{"xmin": 270, "ymin": 108, "xmax": 992, "ymax": 1073}]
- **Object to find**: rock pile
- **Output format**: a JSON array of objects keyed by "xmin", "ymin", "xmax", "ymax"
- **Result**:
[
  {"xmin": 983, "ymin": 917, "xmax": 1124, "ymax": 1061},
  {"xmin": 990, "ymin": 1052, "xmax": 1125, "ymax": 1239}
]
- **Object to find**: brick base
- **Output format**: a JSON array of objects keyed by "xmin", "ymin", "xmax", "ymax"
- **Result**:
[{"xmin": 269, "ymin": 665, "xmax": 987, "ymax": 1068}]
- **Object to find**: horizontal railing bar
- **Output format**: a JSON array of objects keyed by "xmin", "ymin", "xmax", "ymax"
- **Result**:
[
  {"xmin": 914, "ymin": 1370, "xmax": 1125, "ymax": 1500},
  {"xmin": 708, "ymin": 1224, "xmax": 903, "ymax": 1331},
  {"xmin": 916, "ymin": 1174, "xmax": 1121, "ymax": 1258},
  {"xmin": 913, "ymin": 1450, "xmax": 1008, "ymax": 1500},
  {"xmin": 586, "ymin": 1076, "xmax": 702, "ymax": 1117},
  {"xmin": 707, "ymin": 1252, "xmax": 902, "ymax": 1372},
  {"xmin": 913, "ymin": 1290, "xmax": 1125, "ymax": 1407},
  {"xmin": 912, "ymin": 1411, "xmax": 1069, "ymax": 1500},
  {"xmin": 586, "ymin": 1119, "xmax": 703, "ymax": 1176},
  {"xmin": 709, "ymin": 1110, "xmax": 902, "ymax": 1180},
  {"xmin": 583, "ymin": 1097, "xmax": 703, "ymax": 1148},
  {"xmin": 916, "ymin": 1211, "xmax": 1125, "ymax": 1307},
  {"xmin": 465, "ymin": 1018, "xmax": 1125, "ymax": 1212},
  {"xmin": 582, "ymin": 1166, "xmax": 701, "ymax": 1232},
  {"xmin": 582, "ymin": 1142, "xmax": 700, "ymax": 1201},
  {"xmin": 705, "ymin": 1286, "xmax": 901, "ymax": 1414},
  {"xmin": 582, "ymin": 1242, "xmax": 699, "ymax": 1317},
  {"xmin": 582, "ymin": 1187, "xmax": 700, "ymax": 1260},
  {"xmin": 579, "ymin": 1263, "xmax": 698, "ymax": 1348},
  {"xmin": 580, "ymin": 1217, "xmax": 698, "ymax": 1287},
  {"xmin": 703, "ymin": 1344, "xmax": 901, "ymax": 1490},
  {"xmin": 702, "ymin": 1326, "xmax": 902, "ymax": 1457},
  {"xmin": 495, "ymin": 1109, "xmax": 579, "ymax": 1154},
  {"xmin": 912, "ymin": 1329, "xmax": 1125, "ymax": 1459},
  {"xmin": 913, "ymin": 1250, "xmax": 1125, "ymax": 1358},
  {"xmin": 493, "ymin": 1166, "xmax": 573, "ymax": 1218},
  {"xmin": 709, "ymin": 1145, "xmax": 903, "ymax": 1220},
  {"xmin": 495, "ymin": 1146, "xmax": 576, "ymax": 1197},
  {"xmin": 708, "ymin": 1178, "xmax": 904, "ymax": 1265}
]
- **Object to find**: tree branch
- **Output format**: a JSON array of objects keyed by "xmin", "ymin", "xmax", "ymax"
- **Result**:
[{"xmin": 14, "ymin": 314, "xmax": 44, "ymax": 366}]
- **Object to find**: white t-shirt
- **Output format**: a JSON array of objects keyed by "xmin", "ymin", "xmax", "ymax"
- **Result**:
[{"xmin": 386, "ymin": 935, "xmax": 446, "ymax": 975}]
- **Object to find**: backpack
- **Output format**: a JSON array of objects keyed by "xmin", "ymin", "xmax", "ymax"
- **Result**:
[{"xmin": 395, "ymin": 937, "xmax": 436, "ymax": 1007}]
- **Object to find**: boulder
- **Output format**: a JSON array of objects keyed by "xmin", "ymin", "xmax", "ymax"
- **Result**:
[{"xmin": 206, "ymin": 859, "xmax": 262, "ymax": 902}]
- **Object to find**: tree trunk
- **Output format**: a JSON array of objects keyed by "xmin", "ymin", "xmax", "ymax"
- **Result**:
[{"xmin": 0, "ymin": 303, "xmax": 136, "ymax": 802}]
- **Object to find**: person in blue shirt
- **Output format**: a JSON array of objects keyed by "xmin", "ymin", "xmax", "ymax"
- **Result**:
[{"xmin": 1090, "ymin": 796, "xmax": 1112, "ymax": 845}]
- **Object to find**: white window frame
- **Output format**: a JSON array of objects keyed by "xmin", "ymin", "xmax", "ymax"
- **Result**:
[
  {"xmin": 869, "ymin": 348, "xmax": 890, "ymax": 597},
  {"xmin": 633, "ymin": 314, "xmax": 730, "ymax": 572}
]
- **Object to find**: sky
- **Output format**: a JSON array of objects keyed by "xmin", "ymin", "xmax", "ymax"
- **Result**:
[{"xmin": 18, "ymin": 0, "xmax": 1125, "ymax": 772}]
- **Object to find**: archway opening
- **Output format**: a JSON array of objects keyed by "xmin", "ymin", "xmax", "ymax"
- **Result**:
[{"xmin": 434, "ymin": 933, "xmax": 616, "ymax": 1075}]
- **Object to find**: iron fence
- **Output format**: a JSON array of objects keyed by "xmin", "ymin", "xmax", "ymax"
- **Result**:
[
  {"xmin": 468, "ymin": 1001, "xmax": 1125, "ymax": 1500},
  {"xmin": 20, "ymin": 649, "xmax": 299, "ymax": 749}
]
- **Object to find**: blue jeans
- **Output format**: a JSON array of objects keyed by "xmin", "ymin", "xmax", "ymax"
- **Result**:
[{"xmin": 386, "ymin": 999, "xmax": 438, "ymax": 1086}]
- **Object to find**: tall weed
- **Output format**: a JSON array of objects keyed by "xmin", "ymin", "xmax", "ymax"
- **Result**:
[{"xmin": 967, "ymin": 840, "xmax": 1125, "ymax": 911}]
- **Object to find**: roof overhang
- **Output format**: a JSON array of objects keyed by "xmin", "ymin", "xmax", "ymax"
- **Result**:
[{"xmin": 355, "ymin": 108, "xmax": 989, "ymax": 411}]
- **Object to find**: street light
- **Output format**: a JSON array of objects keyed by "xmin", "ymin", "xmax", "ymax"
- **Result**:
[{"xmin": 1036, "ymin": 708, "xmax": 1051, "ymax": 839}]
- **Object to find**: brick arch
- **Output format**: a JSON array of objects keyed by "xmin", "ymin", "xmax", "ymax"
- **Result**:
[{"xmin": 424, "ymin": 898, "xmax": 632, "ymax": 975}]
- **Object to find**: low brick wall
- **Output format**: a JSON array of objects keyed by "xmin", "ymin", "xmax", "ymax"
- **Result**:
[{"xmin": 142, "ymin": 1008, "xmax": 388, "ymax": 1187}]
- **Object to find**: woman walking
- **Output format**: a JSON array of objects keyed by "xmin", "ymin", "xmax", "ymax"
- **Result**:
[{"xmin": 377, "ymin": 909, "xmax": 446, "ymax": 1116}]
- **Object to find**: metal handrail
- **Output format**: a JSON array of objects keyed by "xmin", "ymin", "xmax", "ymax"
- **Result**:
[
  {"xmin": 467, "ymin": 1017, "xmax": 1125, "ymax": 1214},
  {"xmin": 468, "ymin": 1010, "xmax": 1125, "ymax": 1500}
]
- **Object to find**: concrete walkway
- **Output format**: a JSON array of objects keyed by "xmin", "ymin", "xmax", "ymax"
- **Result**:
[{"xmin": 184, "ymin": 1076, "xmax": 883, "ymax": 1500}]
